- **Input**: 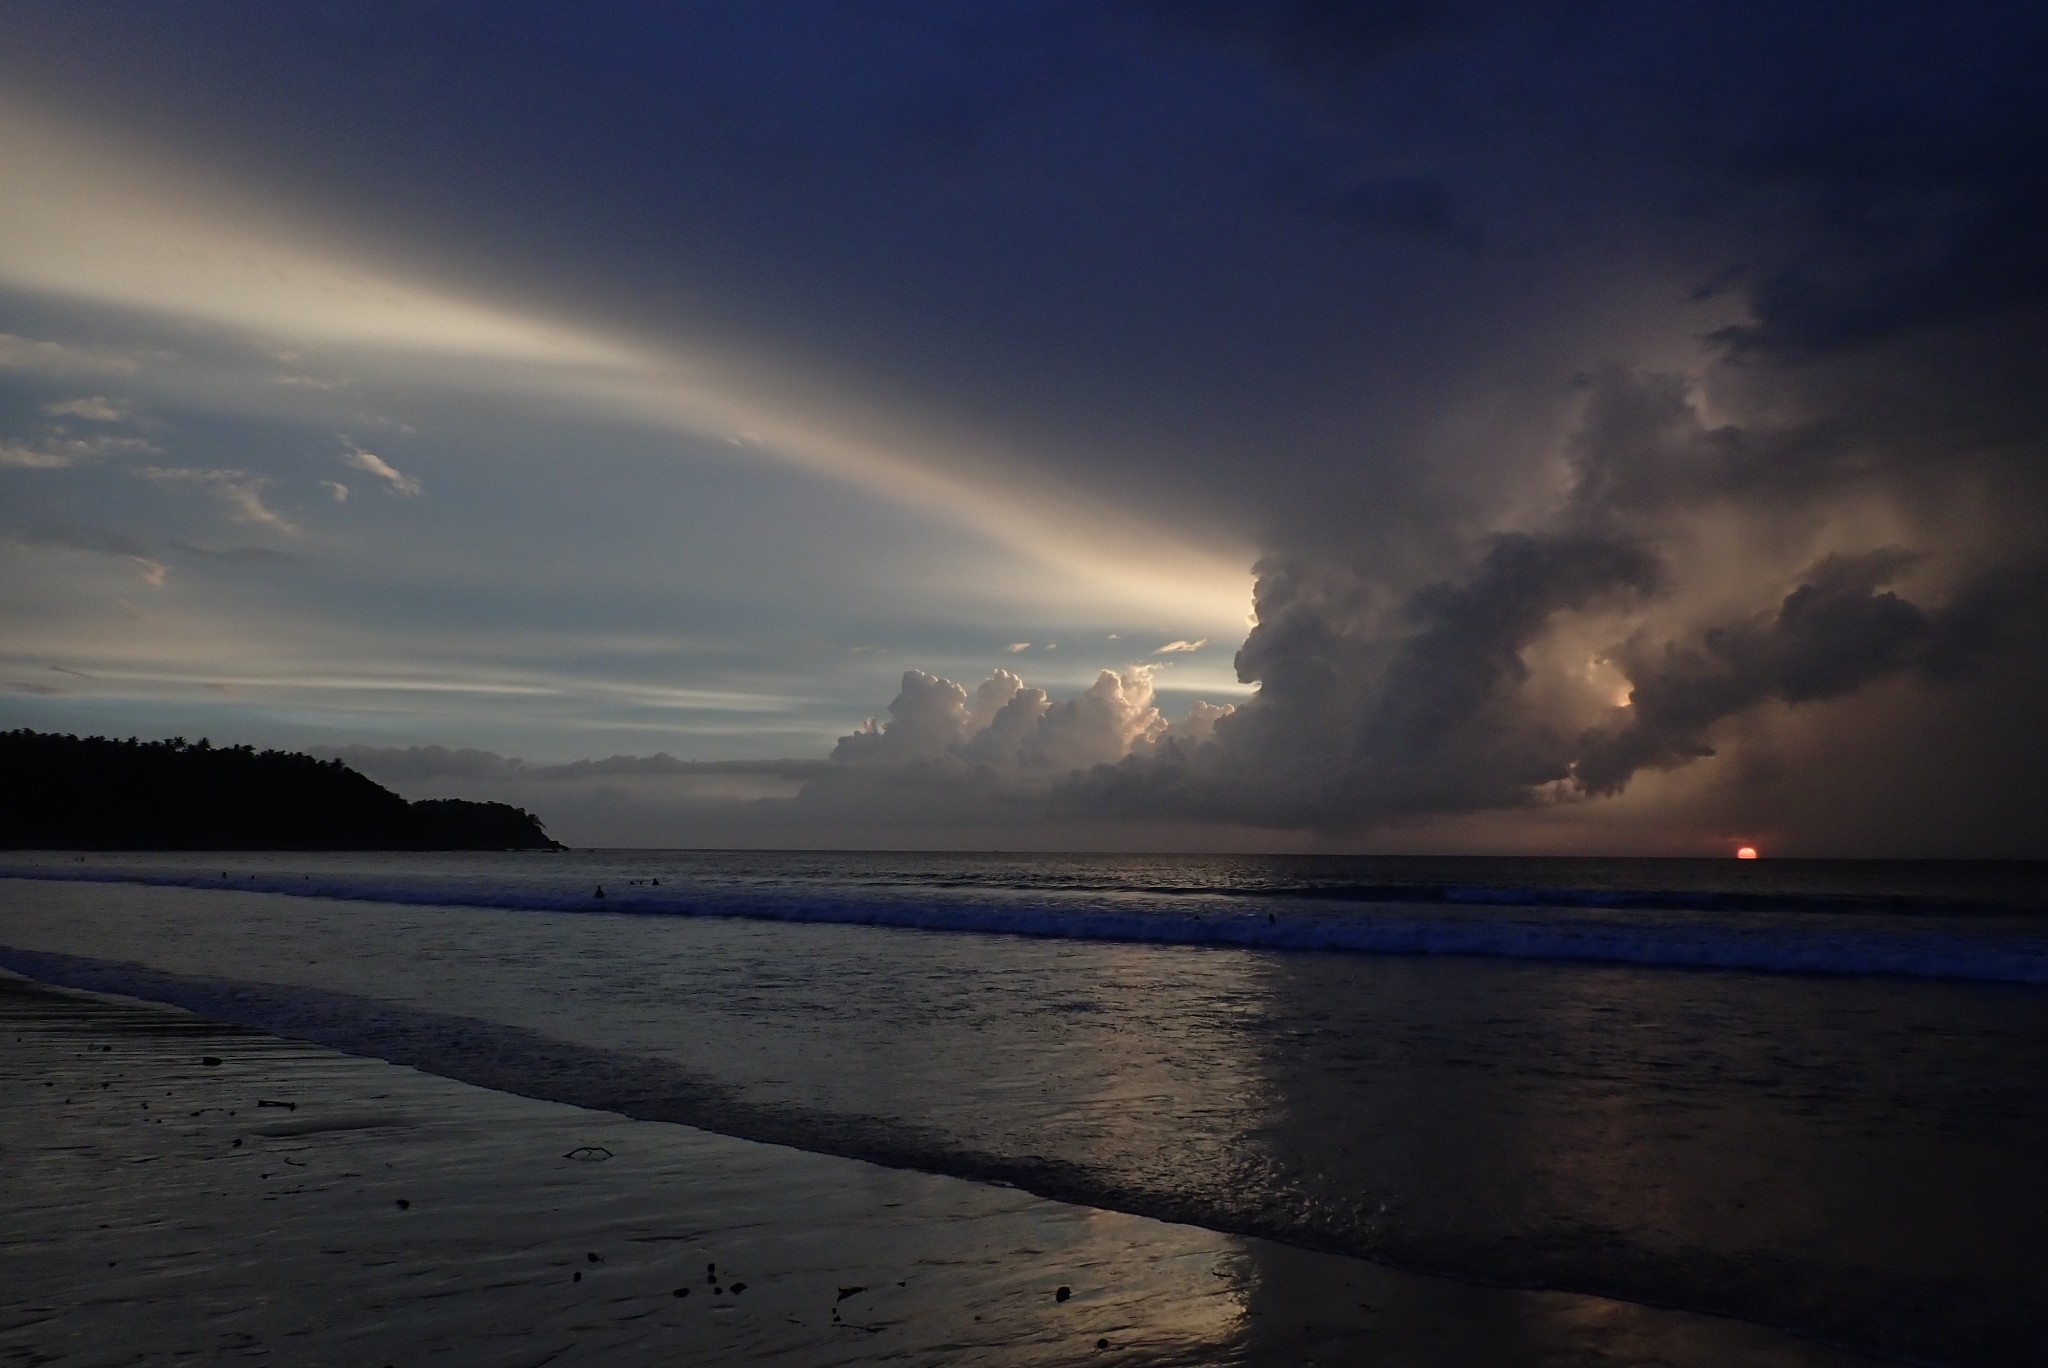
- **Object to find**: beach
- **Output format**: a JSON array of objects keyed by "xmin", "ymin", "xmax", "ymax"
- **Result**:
[
  {"xmin": 2, "ymin": 970, "xmax": 1885, "ymax": 1367},
  {"xmin": 4, "ymin": 854, "xmax": 2045, "ymax": 1365}
]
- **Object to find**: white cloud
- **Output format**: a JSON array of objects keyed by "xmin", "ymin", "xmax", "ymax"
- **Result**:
[
  {"xmin": 1019, "ymin": 667, "xmax": 1169, "ymax": 772},
  {"xmin": 43, "ymin": 395, "xmax": 130, "ymax": 421},
  {"xmin": 965, "ymin": 669, "xmax": 1027, "ymax": 737},
  {"xmin": 1154, "ymin": 638, "xmax": 1209, "ymax": 654},
  {"xmin": 86, "ymin": 435, "xmax": 158, "ymax": 456},
  {"xmin": 829, "ymin": 664, "xmax": 1218, "ymax": 779},
  {"xmin": 3, "ymin": 528, "xmax": 166, "ymax": 587},
  {"xmin": 1004, "ymin": 641, "xmax": 1032, "ymax": 653},
  {"xmin": 1171, "ymin": 698, "xmax": 1235, "ymax": 745},
  {"xmin": 0, "ymin": 433, "xmax": 157, "ymax": 469},
  {"xmin": 321, "ymin": 479, "xmax": 351, "ymax": 502},
  {"xmin": 0, "ymin": 444, "xmax": 75, "ymax": 469},
  {"xmin": 0, "ymin": 331, "xmax": 140, "ymax": 376},
  {"xmin": 342, "ymin": 442, "xmax": 421, "ymax": 496},
  {"xmin": 134, "ymin": 465, "xmax": 299, "ymax": 533}
]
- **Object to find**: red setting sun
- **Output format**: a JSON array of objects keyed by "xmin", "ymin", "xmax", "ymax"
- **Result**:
[{"xmin": 1736, "ymin": 846, "xmax": 1760, "ymax": 860}]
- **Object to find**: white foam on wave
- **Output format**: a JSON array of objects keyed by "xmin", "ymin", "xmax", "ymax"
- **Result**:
[{"xmin": 5, "ymin": 865, "xmax": 2047, "ymax": 987}]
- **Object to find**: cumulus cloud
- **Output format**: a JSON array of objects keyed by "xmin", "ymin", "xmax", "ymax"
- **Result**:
[
  {"xmin": 824, "ymin": 664, "xmax": 1220, "ymax": 788},
  {"xmin": 321, "ymin": 480, "xmax": 350, "ymax": 502},
  {"xmin": 341, "ymin": 441, "xmax": 421, "ymax": 496}
]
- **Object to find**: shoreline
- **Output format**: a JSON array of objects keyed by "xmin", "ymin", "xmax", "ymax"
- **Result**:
[
  {"xmin": 0, "ymin": 969, "xmax": 1885, "ymax": 1366},
  {"xmin": 9, "ymin": 863, "xmax": 2047, "ymax": 990}
]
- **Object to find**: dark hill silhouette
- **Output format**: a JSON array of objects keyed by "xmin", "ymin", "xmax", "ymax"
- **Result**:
[{"xmin": 0, "ymin": 730, "xmax": 561, "ymax": 850}]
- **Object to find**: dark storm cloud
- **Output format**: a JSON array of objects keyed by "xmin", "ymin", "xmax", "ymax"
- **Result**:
[
  {"xmin": 1197, "ymin": 533, "xmax": 1661, "ymax": 821},
  {"xmin": 1164, "ymin": 1, "xmax": 2048, "ymax": 842},
  {"xmin": 1153, "ymin": 0, "xmax": 1511, "ymax": 74},
  {"xmin": 1572, "ymin": 554, "xmax": 2035, "ymax": 795},
  {"xmin": 1709, "ymin": 86, "xmax": 2048, "ymax": 365},
  {"xmin": 1276, "ymin": 170, "xmax": 1478, "ymax": 248}
]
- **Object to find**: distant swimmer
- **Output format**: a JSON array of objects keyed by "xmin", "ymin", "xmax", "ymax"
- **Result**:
[{"xmin": 595, "ymin": 884, "xmax": 606, "ymax": 899}]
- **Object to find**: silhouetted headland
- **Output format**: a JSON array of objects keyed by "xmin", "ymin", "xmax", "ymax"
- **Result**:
[{"xmin": 0, "ymin": 730, "xmax": 561, "ymax": 850}]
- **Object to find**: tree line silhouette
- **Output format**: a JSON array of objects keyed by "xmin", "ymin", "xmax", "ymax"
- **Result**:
[{"xmin": 0, "ymin": 730, "xmax": 560, "ymax": 850}]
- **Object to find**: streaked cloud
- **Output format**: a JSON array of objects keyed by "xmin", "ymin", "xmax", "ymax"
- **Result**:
[
  {"xmin": 0, "ymin": 331, "xmax": 140, "ymax": 376},
  {"xmin": 0, "ymin": 99, "xmax": 1252, "ymax": 630},
  {"xmin": 0, "ymin": 443, "xmax": 76, "ymax": 470},
  {"xmin": 52, "ymin": 667, "xmax": 559, "ymax": 698},
  {"xmin": 132, "ymin": 466, "xmax": 298, "ymax": 534},
  {"xmin": 42, "ymin": 395, "xmax": 129, "ymax": 421},
  {"xmin": 0, "ymin": 433, "xmax": 158, "ymax": 469},
  {"xmin": 324, "ymin": 743, "xmax": 832, "ymax": 785}
]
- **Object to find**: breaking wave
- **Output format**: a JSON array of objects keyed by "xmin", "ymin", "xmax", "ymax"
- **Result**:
[{"xmin": 5, "ymin": 863, "xmax": 2047, "ymax": 987}]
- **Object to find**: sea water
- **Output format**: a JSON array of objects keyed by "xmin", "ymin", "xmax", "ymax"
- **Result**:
[{"xmin": 3, "ymin": 851, "xmax": 2045, "ymax": 1365}]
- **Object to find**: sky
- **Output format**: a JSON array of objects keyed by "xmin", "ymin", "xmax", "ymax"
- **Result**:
[{"xmin": 2, "ymin": 2, "xmax": 2045, "ymax": 855}]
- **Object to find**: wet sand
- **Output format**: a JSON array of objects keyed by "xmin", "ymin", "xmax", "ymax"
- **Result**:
[{"xmin": 0, "ymin": 972, "xmax": 1885, "ymax": 1367}]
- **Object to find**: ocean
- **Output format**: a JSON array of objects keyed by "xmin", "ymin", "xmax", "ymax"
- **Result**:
[{"xmin": 3, "ymin": 851, "xmax": 2045, "ymax": 1365}]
